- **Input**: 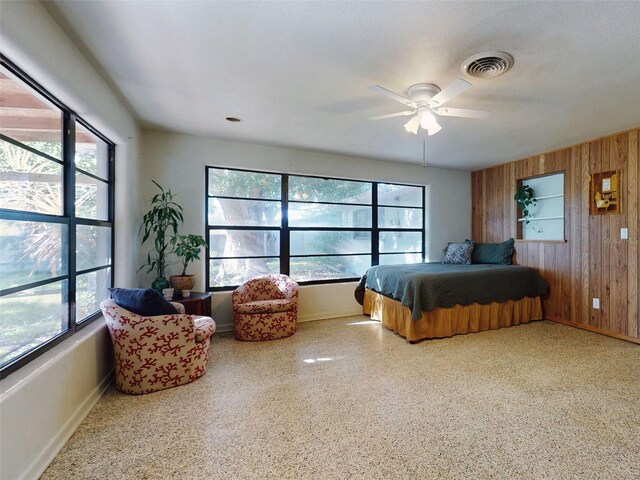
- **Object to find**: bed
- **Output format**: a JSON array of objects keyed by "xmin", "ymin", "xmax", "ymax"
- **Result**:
[{"xmin": 355, "ymin": 263, "xmax": 548, "ymax": 342}]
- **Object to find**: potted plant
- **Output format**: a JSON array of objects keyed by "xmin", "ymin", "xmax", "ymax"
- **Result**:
[
  {"xmin": 514, "ymin": 184, "xmax": 537, "ymax": 224},
  {"xmin": 170, "ymin": 234, "xmax": 208, "ymax": 291},
  {"xmin": 139, "ymin": 181, "xmax": 184, "ymax": 291}
]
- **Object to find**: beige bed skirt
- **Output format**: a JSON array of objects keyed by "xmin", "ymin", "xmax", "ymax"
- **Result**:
[{"xmin": 363, "ymin": 288, "xmax": 543, "ymax": 342}]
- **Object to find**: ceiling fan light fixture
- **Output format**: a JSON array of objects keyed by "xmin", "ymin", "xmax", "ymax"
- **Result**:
[
  {"xmin": 426, "ymin": 123, "xmax": 442, "ymax": 136},
  {"xmin": 419, "ymin": 109, "xmax": 437, "ymax": 129},
  {"xmin": 404, "ymin": 115, "xmax": 420, "ymax": 135},
  {"xmin": 371, "ymin": 78, "xmax": 485, "ymax": 136}
]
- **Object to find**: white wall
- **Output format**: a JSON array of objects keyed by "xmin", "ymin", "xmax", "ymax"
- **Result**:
[
  {"xmin": 141, "ymin": 130, "xmax": 471, "ymax": 331},
  {"xmin": 0, "ymin": 5, "xmax": 470, "ymax": 477},
  {"xmin": 0, "ymin": 2, "xmax": 140, "ymax": 480}
]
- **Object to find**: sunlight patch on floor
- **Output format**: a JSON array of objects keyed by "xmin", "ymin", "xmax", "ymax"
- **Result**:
[
  {"xmin": 303, "ymin": 357, "xmax": 334, "ymax": 364},
  {"xmin": 346, "ymin": 320, "xmax": 380, "ymax": 326}
]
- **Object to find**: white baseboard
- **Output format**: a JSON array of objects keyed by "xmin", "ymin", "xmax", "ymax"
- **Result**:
[
  {"xmin": 298, "ymin": 308, "xmax": 363, "ymax": 323},
  {"xmin": 216, "ymin": 323, "xmax": 234, "ymax": 333},
  {"xmin": 21, "ymin": 370, "xmax": 114, "ymax": 480},
  {"xmin": 214, "ymin": 308, "xmax": 364, "ymax": 334}
]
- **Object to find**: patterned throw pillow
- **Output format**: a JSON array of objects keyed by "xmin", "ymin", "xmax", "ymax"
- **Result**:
[{"xmin": 442, "ymin": 240, "xmax": 475, "ymax": 264}]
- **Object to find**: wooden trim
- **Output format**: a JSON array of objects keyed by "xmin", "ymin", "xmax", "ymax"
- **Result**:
[{"xmin": 549, "ymin": 318, "xmax": 640, "ymax": 345}]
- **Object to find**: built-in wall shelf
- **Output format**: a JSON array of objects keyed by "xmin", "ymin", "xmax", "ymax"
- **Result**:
[
  {"xmin": 533, "ymin": 194, "xmax": 563, "ymax": 201},
  {"xmin": 518, "ymin": 215, "xmax": 564, "ymax": 222},
  {"xmin": 516, "ymin": 172, "xmax": 565, "ymax": 241}
]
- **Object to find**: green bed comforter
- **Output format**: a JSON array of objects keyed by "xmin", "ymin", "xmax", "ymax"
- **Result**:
[{"xmin": 357, "ymin": 263, "xmax": 548, "ymax": 321}]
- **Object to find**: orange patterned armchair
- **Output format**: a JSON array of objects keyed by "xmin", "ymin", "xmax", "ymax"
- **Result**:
[
  {"xmin": 100, "ymin": 300, "xmax": 216, "ymax": 394},
  {"xmin": 232, "ymin": 274, "xmax": 299, "ymax": 341}
]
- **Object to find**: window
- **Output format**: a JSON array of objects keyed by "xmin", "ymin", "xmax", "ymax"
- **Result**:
[
  {"xmin": 206, "ymin": 167, "xmax": 424, "ymax": 289},
  {"xmin": 207, "ymin": 168, "xmax": 281, "ymax": 287},
  {"xmin": 0, "ymin": 56, "xmax": 115, "ymax": 378},
  {"xmin": 377, "ymin": 183, "xmax": 424, "ymax": 265},
  {"xmin": 289, "ymin": 176, "xmax": 372, "ymax": 282}
]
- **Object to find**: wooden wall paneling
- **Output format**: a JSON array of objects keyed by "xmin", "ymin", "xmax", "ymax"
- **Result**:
[
  {"xmin": 589, "ymin": 140, "xmax": 602, "ymax": 328},
  {"xmin": 487, "ymin": 167, "xmax": 496, "ymax": 242},
  {"xmin": 496, "ymin": 166, "xmax": 503, "ymax": 240},
  {"xmin": 497, "ymin": 165, "xmax": 505, "ymax": 241},
  {"xmin": 502, "ymin": 164, "xmax": 510, "ymax": 241},
  {"xmin": 570, "ymin": 146, "xmax": 582, "ymax": 324},
  {"xmin": 612, "ymin": 133, "xmax": 628, "ymax": 335},
  {"xmin": 580, "ymin": 143, "xmax": 591, "ymax": 327},
  {"xmin": 544, "ymin": 242, "xmax": 558, "ymax": 320},
  {"xmin": 559, "ymin": 148, "xmax": 572, "ymax": 321},
  {"xmin": 537, "ymin": 154, "xmax": 545, "ymax": 175},
  {"xmin": 559, "ymin": 245, "xmax": 572, "ymax": 322},
  {"xmin": 496, "ymin": 166, "xmax": 509, "ymax": 242},
  {"xmin": 514, "ymin": 240, "xmax": 523, "ymax": 270},
  {"xmin": 471, "ymin": 127, "xmax": 639, "ymax": 343},
  {"xmin": 487, "ymin": 167, "xmax": 498, "ymax": 242},
  {"xmin": 471, "ymin": 172, "xmax": 478, "ymax": 240},
  {"xmin": 600, "ymin": 137, "xmax": 612, "ymax": 332},
  {"xmin": 508, "ymin": 162, "xmax": 516, "ymax": 241},
  {"xmin": 482, "ymin": 169, "xmax": 490, "ymax": 241},
  {"xmin": 481, "ymin": 170, "xmax": 487, "ymax": 241},
  {"xmin": 497, "ymin": 166, "xmax": 503, "ymax": 241},
  {"xmin": 471, "ymin": 172, "xmax": 483, "ymax": 241},
  {"xmin": 484, "ymin": 168, "xmax": 492, "ymax": 241},
  {"xmin": 629, "ymin": 131, "xmax": 639, "ymax": 337}
]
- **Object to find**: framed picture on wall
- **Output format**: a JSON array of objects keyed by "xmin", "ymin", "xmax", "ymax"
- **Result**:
[{"xmin": 589, "ymin": 170, "xmax": 622, "ymax": 215}]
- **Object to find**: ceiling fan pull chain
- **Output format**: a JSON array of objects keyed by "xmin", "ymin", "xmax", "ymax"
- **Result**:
[{"xmin": 422, "ymin": 138, "xmax": 427, "ymax": 168}]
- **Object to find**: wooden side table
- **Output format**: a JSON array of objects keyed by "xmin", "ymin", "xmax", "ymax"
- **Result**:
[{"xmin": 172, "ymin": 292, "xmax": 212, "ymax": 317}]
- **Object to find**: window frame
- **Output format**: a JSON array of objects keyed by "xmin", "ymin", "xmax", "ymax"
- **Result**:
[
  {"xmin": 205, "ymin": 166, "xmax": 425, "ymax": 290},
  {"xmin": 0, "ymin": 54, "xmax": 115, "ymax": 379}
]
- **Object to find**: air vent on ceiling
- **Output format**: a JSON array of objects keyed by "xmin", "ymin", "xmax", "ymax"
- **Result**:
[{"xmin": 461, "ymin": 51, "xmax": 514, "ymax": 78}]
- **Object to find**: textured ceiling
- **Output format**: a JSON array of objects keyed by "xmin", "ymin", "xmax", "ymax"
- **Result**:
[{"xmin": 46, "ymin": 1, "xmax": 640, "ymax": 170}]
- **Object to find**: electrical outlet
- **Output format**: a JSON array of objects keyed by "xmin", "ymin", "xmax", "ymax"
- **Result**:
[
  {"xmin": 592, "ymin": 298, "xmax": 600, "ymax": 309},
  {"xmin": 621, "ymin": 228, "xmax": 628, "ymax": 240}
]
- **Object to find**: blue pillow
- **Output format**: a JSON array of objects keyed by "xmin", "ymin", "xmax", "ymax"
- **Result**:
[
  {"xmin": 109, "ymin": 288, "xmax": 178, "ymax": 316},
  {"xmin": 470, "ymin": 238, "xmax": 515, "ymax": 264}
]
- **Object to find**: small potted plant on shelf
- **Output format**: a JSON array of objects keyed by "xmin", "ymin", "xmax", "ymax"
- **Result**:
[
  {"xmin": 139, "ymin": 181, "xmax": 184, "ymax": 292},
  {"xmin": 170, "ymin": 234, "xmax": 208, "ymax": 292},
  {"xmin": 514, "ymin": 184, "xmax": 537, "ymax": 224}
]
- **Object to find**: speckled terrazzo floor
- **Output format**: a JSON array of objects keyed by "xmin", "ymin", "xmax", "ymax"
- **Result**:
[{"xmin": 41, "ymin": 318, "xmax": 640, "ymax": 480}]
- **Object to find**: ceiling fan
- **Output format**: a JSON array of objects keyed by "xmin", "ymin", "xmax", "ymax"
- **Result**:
[{"xmin": 369, "ymin": 79, "xmax": 488, "ymax": 135}]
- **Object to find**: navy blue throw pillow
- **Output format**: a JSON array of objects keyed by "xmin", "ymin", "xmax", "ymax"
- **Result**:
[
  {"xmin": 108, "ymin": 288, "xmax": 178, "ymax": 316},
  {"xmin": 470, "ymin": 238, "xmax": 515, "ymax": 264}
]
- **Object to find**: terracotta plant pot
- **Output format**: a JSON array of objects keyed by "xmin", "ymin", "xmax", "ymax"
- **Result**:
[{"xmin": 170, "ymin": 275, "xmax": 196, "ymax": 291}]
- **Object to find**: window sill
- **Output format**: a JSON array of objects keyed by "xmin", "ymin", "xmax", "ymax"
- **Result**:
[
  {"xmin": 0, "ymin": 318, "xmax": 108, "ymax": 397},
  {"xmin": 515, "ymin": 239, "xmax": 567, "ymax": 244}
]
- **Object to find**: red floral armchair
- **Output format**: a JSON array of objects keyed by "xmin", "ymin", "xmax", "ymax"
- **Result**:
[
  {"xmin": 232, "ymin": 274, "xmax": 299, "ymax": 341},
  {"xmin": 100, "ymin": 300, "xmax": 216, "ymax": 394}
]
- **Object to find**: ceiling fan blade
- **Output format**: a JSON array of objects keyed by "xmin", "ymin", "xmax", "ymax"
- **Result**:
[
  {"xmin": 372, "ymin": 110, "xmax": 416, "ymax": 120},
  {"xmin": 432, "ymin": 107, "xmax": 489, "ymax": 119},
  {"xmin": 369, "ymin": 85, "xmax": 418, "ymax": 109},
  {"xmin": 428, "ymin": 79, "xmax": 472, "ymax": 107}
]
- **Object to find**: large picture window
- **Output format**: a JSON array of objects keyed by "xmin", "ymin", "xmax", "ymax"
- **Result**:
[
  {"xmin": 0, "ymin": 56, "xmax": 115, "ymax": 377},
  {"xmin": 206, "ymin": 167, "xmax": 424, "ymax": 289}
]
